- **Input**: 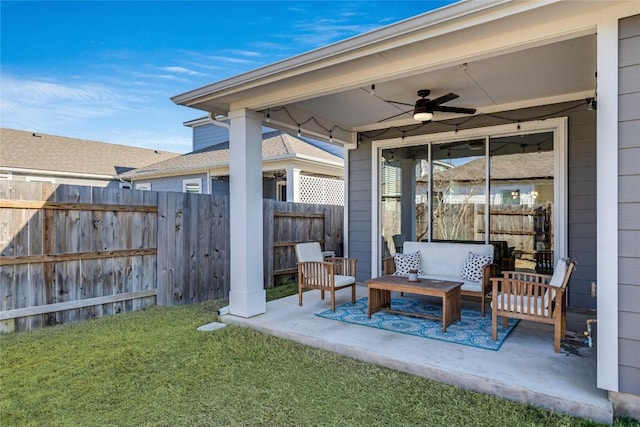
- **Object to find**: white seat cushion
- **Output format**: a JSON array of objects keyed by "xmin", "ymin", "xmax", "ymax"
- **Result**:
[
  {"xmin": 334, "ymin": 275, "xmax": 356, "ymax": 287},
  {"xmin": 491, "ymin": 293, "xmax": 549, "ymax": 316}
]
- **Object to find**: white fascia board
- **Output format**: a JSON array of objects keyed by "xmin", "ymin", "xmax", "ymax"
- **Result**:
[
  {"xmin": 1, "ymin": 167, "xmax": 114, "ymax": 180},
  {"xmin": 171, "ymin": 0, "xmax": 549, "ymax": 106},
  {"xmin": 123, "ymin": 166, "xmax": 219, "ymax": 181}
]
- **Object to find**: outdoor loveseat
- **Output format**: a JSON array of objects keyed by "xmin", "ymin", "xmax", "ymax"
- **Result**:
[{"xmin": 383, "ymin": 241, "xmax": 496, "ymax": 317}]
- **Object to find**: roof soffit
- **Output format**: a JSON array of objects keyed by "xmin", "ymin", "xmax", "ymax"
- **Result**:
[{"xmin": 174, "ymin": 0, "xmax": 615, "ymax": 113}]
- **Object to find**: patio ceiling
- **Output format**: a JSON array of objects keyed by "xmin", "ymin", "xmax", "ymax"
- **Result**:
[{"xmin": 172, "ymin": 1, "xmax": 614, "ymax": 145}]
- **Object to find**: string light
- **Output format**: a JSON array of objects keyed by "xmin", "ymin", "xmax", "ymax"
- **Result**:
[{"xmin": 262, "ymin": 100, "xmax": 585, "ymax": 145}]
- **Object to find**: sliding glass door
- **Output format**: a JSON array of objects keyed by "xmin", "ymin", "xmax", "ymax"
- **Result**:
[{"xmin": 379, "ymin": 127, "xmax": 557, "ymax": 274}]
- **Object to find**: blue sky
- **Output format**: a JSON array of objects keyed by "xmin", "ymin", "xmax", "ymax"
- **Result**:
[{"xmin": 1, "ymin": 1, "xmax": 455, "ymax": 153}]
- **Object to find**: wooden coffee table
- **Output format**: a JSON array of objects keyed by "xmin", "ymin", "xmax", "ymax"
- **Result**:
[{"xmin": 366, "ymin": 275, "xmax": 463, "ymax": 332}]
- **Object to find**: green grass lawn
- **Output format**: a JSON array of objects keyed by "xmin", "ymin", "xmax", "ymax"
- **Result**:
[{"xmin": 1, "ymin": 285, "xmax": 637, "ymax": 427}]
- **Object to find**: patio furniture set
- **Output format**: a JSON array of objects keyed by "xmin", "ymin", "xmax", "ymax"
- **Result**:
[{"xmin": 296, "ymin": 241, "xmax": 575, "ymax": 352}]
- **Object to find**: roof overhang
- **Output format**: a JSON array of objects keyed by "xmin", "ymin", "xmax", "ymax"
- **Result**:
[{"xmin": 172, "ymin": 0, "xmax": 639, "ymax": 146}]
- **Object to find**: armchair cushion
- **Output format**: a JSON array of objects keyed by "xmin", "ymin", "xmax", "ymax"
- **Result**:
[
  {"xmin": 492, "ymin": 294, "xmax": 548, "ymax": 316},
  {"xmin": 334, "ymin": 275, "xmax": 356, "ymax": 287},
  {"xmin": 545, "ymin": 257, "xmax": 569, "ymax": 307},
  {"xmin": 549, "ymin": 258, "xmax": 569, "ymax": 287},
  {"xmin": 460, "ymin": 252, "xmax": 493, "ymax": 282},
  {"xmin": 295, "ymin": 242, "xmax": 324, "ymax": 262},
  {"xmin": 393, "ymin": 251, "xmax": 423, "ymax": 276}
]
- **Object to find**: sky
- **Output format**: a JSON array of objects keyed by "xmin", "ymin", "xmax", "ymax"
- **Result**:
[{"xmin": 1, "ymin": 1, "xmax": 456, "ymax": 154}]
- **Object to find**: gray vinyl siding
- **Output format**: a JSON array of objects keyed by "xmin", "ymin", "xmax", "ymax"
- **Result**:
[
  {"xmin": 348, "ymin": 145, "xmax": 373, "ymax": 283},
  {"xmin": 134, "ymin": 173, "xmax": 207, "ymax": 193},
  {"xmin": 210, "ymin": 176, "xmax": 278, "ymax": 200},
  {"xmin": 348, "ymin": 101, "xmax": 597, "ymax": 308},
  {"xmin": 211, "ymin": 177, "xmax": 230, "ymax": 196},
  {"xmin": 618, "ymin": 14, "xmax": 640, "ymax": 396},
  {"xmin": 193, "ymin": 124, "xmax": 229, "ymax": 152}
]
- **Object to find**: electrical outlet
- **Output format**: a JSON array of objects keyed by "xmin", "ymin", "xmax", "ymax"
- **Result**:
[{"xmin": 591, "ymin": 281, "xmax": 597, "ymax": 297}]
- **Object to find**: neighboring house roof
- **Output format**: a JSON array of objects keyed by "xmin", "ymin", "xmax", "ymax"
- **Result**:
[
  {"xmin": 0, "ymin": 128, "xmax": 180, "ymax": 177},
  {"xmin": 120, "ymin": 131, "xmax": 343, "ymax": 179},
  {"xmin": 432, "ymin": 151, "xmax": 554, "ymax": 182}
]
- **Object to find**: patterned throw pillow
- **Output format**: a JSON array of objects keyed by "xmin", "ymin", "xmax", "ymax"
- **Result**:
[
  {"xmin": 460, "ymin": 252, "xmax": 493, "ymax": 282},
  {"xmin": 393, "ymin": 251, "xmax": 423, "ymax": 276}
]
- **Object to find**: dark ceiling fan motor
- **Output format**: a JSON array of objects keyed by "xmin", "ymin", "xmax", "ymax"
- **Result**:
[{"xmin": 378, "ymin": 88, "xmax": 477, "ymax": 123}]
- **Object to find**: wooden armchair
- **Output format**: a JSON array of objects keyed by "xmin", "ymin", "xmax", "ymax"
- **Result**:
[
  {"xmin": 490, "ymin": 258, "xmax": 576, "ymax": 352},
  {"xmin": 295, "ymin": 242, "xmax": 356, "ymax": 311}
]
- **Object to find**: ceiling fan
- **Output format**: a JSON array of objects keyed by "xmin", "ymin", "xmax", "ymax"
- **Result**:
[{"xmin": 379, "ymin": 89, "xmax": 477, "ymax": 123}]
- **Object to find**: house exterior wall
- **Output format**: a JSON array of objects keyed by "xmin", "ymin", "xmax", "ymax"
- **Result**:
[
  {"xmin": 133, "ymin": 173, "xmax": 207, "ymax": 193},
  {"xmin": 348, "ymin": 101, "xmax": 597, "ymax": 309},
  {"xmin": 347, "ymin": 142, "xmax": 373, "ymax": 283},
  {"xmin": 193, "ymin": 123, "xmax": 229, "ymax": 151},
  {"xmin": 617, "ymin": 14, "xmax": 640, "ymax": 396}
]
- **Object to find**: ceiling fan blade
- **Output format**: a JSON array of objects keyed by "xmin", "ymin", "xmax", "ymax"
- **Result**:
[
  {"xmin": 383, "ymin": 100, "xmax": 415, "ymax": 107},
  {"xmin": 426, "ymin": 92, "xmax": 458, "ymax": 107},
  {"xmin": 377, "ymin": 110, "xmax": 413, "ymax": 122},
  {"xmin": 432, "ymin": 105, "xmax": 477, "ymax": 114}
]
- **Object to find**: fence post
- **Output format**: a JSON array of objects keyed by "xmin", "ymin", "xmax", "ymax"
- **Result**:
[{"xmin": 263, "ymin": 199, "xmax": 275, "ymax": 289}]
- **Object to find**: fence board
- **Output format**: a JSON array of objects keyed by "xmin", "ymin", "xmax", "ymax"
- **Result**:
[{"xmin": 0, "ymin": 180, "xmax": 340, "ymax": 331}]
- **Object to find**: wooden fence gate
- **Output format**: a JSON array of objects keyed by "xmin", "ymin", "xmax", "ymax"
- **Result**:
[{"xmin": 263, "ymin": 199, "xmax": 344, "ymax": 288}]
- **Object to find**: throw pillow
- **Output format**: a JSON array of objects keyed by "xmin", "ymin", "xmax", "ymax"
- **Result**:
[
  {"xmin": 393, "ymin": 251, "xmax": 423, "ymax": 276},
  {"xmin": 460, "ymin": 252, "xmax": 493, "ymax": 282}
]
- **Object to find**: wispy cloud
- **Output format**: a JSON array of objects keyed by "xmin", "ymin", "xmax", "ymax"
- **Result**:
[
  {"xmin": 1, "ymin": 74, "xmax": 144, "ymax": 131},
  {"xmin": 160, "ymin": 66, "xmax": 204, "ymax": 76}
]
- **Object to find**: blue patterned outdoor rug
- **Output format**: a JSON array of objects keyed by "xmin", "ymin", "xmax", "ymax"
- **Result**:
[{"xmin": 316, "ymin": 297, "xmax": 519, "ymax": 351}]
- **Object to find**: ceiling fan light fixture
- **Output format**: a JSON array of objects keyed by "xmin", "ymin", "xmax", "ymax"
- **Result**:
[
  {"xmin": 414, "ymin": 111, "xmax": 434, "ymax": 122},
  {"xmin": 413, "ymin": 98, "xmax": 434, "ymax": 122}
]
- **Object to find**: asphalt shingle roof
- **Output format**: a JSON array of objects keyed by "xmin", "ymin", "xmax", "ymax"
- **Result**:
[
  {"xmin": 120, "ymin": 131, "xmax": 343, "ymax": 179},
  {"xmin": 433, "ymin": 151, "xmax": 554, "ymax": 181},
  {"xmin": 0, "ymin": 128, "xmax": 180, "ymax": 176}
]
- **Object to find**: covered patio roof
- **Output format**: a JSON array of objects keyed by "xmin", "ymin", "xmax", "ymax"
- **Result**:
[{"xmin": 169, "ymin": 1, "xmax": 631, "ymax": 145}]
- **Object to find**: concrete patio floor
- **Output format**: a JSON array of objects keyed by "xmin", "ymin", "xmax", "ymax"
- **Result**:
[{"xmin": 221, "ymin": 284, "xmax": 612, "ymax": 424}]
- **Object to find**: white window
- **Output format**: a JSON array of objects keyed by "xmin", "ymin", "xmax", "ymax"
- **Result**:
[
  {"xmin": 119, "ymin": 182, "xmax": 131, "ymax": 189},
  {"xmin": 183, "ymin": 178, "xmax": 202, "ymax": 194},
  {"xmin": 0, "ymin": 173, "xmax": 11, "ymax": 180},
  {"xmin": 135, "ymin": 183, "xmax": 151, "ymax": 191}
]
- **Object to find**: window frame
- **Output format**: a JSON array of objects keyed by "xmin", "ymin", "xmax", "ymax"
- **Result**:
[{"xmin": 182, "ymin": 178, "xmax": 202, "ymax": 194}]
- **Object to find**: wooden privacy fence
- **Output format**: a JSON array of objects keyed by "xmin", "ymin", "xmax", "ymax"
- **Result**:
[
  {"xmin": 263, "ymin": 199, "xmax": 344, "ymax": 288},
  {"xmin": 0, "ymin": 181, "xmax": 343, "ymax": 332},
  {"xmin": 0, "ymin": 181, "xmax": 229, "ymax": 332}
]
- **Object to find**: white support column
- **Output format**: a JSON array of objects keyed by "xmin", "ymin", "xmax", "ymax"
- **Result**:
[
  {"xmin": 596, "ymin": 16, "xmax": 619, "ymax": 392},
  {"xmin": 286, "ymin": 167, "xmax": 301, "ymax": 202},
  {"xmin": 399, "ymin": 159, "xmax": 416, "ymax": 241},
  {"xmin": 228, "ymin": 108, "xmax": 266, "ymax": 317}
]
